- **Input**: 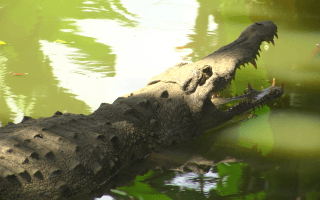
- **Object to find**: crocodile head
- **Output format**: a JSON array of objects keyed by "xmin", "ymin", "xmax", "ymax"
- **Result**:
[{"xmin": 146, "ymin": 21, "xmax": 283, "ymax": 132}]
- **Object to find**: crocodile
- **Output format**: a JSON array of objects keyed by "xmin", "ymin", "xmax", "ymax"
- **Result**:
[{"xmin": 0, "ymin": 20, "xmax": 283, "ymax": 200}]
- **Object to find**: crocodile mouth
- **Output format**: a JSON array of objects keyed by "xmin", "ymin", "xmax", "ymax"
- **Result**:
[
  {"xmin": 210, "ymin": 32, "xmax": 284, "ymax": 112},
  {"xmin": 235, "ymin": 32, "xmax": 278, "ymax": 71},
  {"xmin": 211, "ymin": 79, "xmax": 284, "ymax": 112}
]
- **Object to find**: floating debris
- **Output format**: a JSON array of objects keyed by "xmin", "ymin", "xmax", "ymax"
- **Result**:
[
  {"xmin": 9, "ymin": 72, "xmax": 28, "ymax": 76},
  {"xmin": 306, "ymin": 43, "xmax": 320, "ymax": 59},
  {"xmin": 55, "ymin": 39, "xmax": 69, "ymax": 44}
]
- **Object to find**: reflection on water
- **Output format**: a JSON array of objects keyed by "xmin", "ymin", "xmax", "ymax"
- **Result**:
[
  {"xmin": 164, "ymin": 167, "xmax": 218, "ymax": 197},
  {"xmin": 1, "ymin": 0, "xmax": 320, "ymax": 199}
]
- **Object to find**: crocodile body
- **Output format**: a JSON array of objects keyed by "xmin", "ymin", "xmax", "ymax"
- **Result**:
[{"xmin": 0, "ymin": 21, "xmax": 283, "ymax": 199}]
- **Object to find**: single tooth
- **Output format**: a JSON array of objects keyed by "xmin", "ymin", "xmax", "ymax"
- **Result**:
[
  {"xmin": 255, "ymin": 56, "xmax": 258, "ymax": 61},
  {"xmin": 275, "ymin": 33, "xmax": 278, "ymax": 39},
  {"xmin": 280, "ymin": 82, "xmax": 284, "ymax": 89},
  {"xmin": 271, "ymin": 39, "xmax": 275, "ymax": 46},
  {"xmin": 261, "ymin": 86, "xmax": 264, "ymax": 90},
  {"xmin": 259, "ymin": 47, "xmax": 262, "ymax": 52},
  {"xmin": 250, "ymin": 61, "xmax": 257, "ymax": 69},
  {"xmin": 272, "ymin": 78, "xmax": 276, "ymax": 86},
  {"xmin": 248, "ymin": 82, "xmax": 252, "ymax": 90},
  {"xmin": 256, "ymin": 52, "xmax": 260, "ymax": 57},
  {"xmin": 213, "ymin": 92, "xmax": 217, "ymax": 98}
]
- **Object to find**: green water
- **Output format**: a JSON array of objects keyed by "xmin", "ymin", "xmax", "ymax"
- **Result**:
[{"xmin": 1, "ymin": 0, "xmax": 320, "ymax": 199}]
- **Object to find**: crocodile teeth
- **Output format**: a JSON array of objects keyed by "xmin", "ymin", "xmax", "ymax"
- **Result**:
[
  {"xmin": 259, "ymin": 47, "xmax": 262, "ymax": 52},
  {"xmin": 280, "ymin": 82, "xmax": 284, "ymax": 89},
  {"xmin": 272, "ymin": 78, "xmax": 276, "ymax": 86},
  {"xmin": 248, "ymin": 82, "xmax": 252, "ymax": 90},
  {"xmin": 271, "ymin": 39, "xmax": 275, "ymax": 46},
  {"xmin": 250, "ymin": 61, "xmax": 257, "ymax": 69},
  {"xmin": 256, "ymin": 52, "xmax": 260, "ymax": 57},
  {"xmin": 213, "ymin": 92, "xmax": 217, "ymax": 98},
  {"xmin": 275, "ymin": 33, "xmax": 278, "ymax": 39}
]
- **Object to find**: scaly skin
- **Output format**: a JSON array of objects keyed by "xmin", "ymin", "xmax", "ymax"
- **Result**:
[{"xmin": 0, "ymin": 21, "xmax": 283, "ymax": 199}]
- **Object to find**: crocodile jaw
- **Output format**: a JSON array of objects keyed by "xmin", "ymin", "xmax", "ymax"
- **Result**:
[{"xmin": 190, "ymin": 21, "xmax": 283, "ymax": 130}]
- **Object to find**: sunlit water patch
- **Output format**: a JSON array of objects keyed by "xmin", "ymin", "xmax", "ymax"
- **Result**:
[{"xmin": 164, "ymin": 168, "xmax": 218, "ymax": 197}]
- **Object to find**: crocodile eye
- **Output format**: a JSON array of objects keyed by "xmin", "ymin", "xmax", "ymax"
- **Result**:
[
  {"xmin": 202, "ymin": 65, "xmax": 211, "ymax": 74},
  {"xmin": 202, "ymin": 65, "xmax": 212, "ymax": 77}
]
